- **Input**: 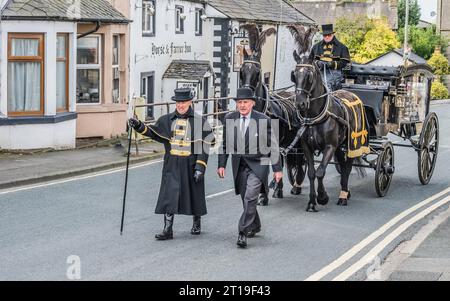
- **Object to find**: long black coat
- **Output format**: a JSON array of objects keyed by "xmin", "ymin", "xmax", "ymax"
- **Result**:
[
  {"xmin": 309, "ymin": 36, "xmax": 351, "ymax": 70},
  {"xmin": 136, "ymin": 107, "xmax": 214, "ymax": 216},
  {"xmin": 218, "ymin": 110, "xmax": 282, "ymax": 195}
]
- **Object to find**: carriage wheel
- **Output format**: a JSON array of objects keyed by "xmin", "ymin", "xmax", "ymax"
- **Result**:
[
  {"xmin": 418, "ymin": 112, "xmax": 439, "ymax": 185},
  {"xmin": 375, "ymin": 142, "xmax": 395, "ymax": 197},
  {"xmin": 286, "ymin": 153, "xmax": 307, "ymax": 187}
]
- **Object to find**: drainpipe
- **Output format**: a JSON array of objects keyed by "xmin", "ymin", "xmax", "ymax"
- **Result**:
[{"xmin": 77, "ymin": 21, "xmax": 101, "ymax": 39}]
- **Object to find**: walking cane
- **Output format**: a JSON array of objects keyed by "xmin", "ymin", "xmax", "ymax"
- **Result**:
[
  {"xmin": 121, "ymin": 100, "xmax": 136, "ymax": 235},
  {"xmin": 120, "ymin": 124, "xmax": 133, "ymax": 235}
]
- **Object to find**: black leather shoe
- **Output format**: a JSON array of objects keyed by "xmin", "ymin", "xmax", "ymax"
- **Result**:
[
  {"xmin": 247, "ymin": 227, "xmax": 261, "ymax": 238},
  {"xmin": 155, "ymin": 214, "xmax": 174, "ymax": 240},
  {"xmin": 257, "ymin": 193, "xmax": 269, "ymax": 206},
  {"xmin": 191, "ymin": 216, "xmax": 201, "ymax": 235},
  {"xmin": 237, "ymin": 233, "xmax": 247, "ymax": 248}
]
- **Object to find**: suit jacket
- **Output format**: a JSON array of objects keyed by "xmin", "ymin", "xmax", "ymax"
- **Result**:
[{"xmin": 218, "ymin": 110, "xmax": 282, "ymax": 195}]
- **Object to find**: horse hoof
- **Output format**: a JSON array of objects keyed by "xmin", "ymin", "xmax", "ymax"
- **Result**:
[
  {"xmin": 272, "ymin": 189, "xmax": 283, "ymax": 199},
  {"xmin": 337, "ymin": 198, "xmax": 348, "ymax": 206},
  {"xmin": 291, "ymin": 187, "xmax": 302, "ymax": 195},
  {"xmin": 317, "ymin": 195, "xmax": 329, "ymax": 205},
  {"xmin": 306, "ymin": 204, "xmax": 318, "ymax": 212}
]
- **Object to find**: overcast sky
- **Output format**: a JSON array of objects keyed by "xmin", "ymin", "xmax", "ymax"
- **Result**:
[{"xmin": 417, "ymin": 0, "xmax": 437, "ymax": 23}]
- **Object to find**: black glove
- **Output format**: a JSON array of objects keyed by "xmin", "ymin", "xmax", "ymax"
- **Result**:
[
  {"xmin": 128, "ymin": 118, "xmax": 142, "ymax": 131},
  {"xmin": 193, "ymin": 170, "xmax": 204, "ymax": 183}
]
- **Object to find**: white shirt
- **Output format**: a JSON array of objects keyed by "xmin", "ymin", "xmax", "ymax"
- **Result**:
[{"xmin": 240, "ymin": 114, "xmax": 250, "ymax": 136}]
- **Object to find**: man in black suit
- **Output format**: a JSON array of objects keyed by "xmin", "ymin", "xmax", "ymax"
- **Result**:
[{"xmin": 217, "ymin": 88, "xmax": 283, "ymax": 248}]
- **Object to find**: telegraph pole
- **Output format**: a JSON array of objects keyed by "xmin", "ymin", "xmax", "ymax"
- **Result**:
[{"xmin": 403, "ymin": 0, "xmax": 410, "ymax": 66}]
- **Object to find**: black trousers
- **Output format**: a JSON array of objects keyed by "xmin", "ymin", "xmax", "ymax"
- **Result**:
[{"xmin": 236, "ymin": 163, "xmax": 262, "ymax": 234}]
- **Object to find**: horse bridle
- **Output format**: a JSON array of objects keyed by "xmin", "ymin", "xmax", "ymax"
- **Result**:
[
  {"xmin": 294, "ymin": 63, "xmax": 329, "ymax": 107},
  {"xmin": 241, "ymin": 60, "xmax": 261, "ymax": 91},
  {"xmin": 293, "ymin": 63, "xmax": 332, "ymax": 125}
]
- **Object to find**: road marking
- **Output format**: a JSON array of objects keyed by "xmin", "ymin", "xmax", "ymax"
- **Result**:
[
  {"xmin": 333, "ymin": 194, "xmax": 450, "ymax": 281},
  {"xmin": 305, "ymin": 186, "xmax": 450, "ymax": 281},
  {"xmin": 206, "ymin": 189, "xmax": 234, "ymax": 199},
  {"xmin": 0, "ymin": 160, "xmax": 164, "ymax": 196}
]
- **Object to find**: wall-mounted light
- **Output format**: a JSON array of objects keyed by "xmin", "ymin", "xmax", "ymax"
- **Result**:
[
  {"xmin": 135, "ymin": 1, "xmax": 155, "ymax": 16},
  {"xmin": 200, "ymin": 14, "xmax": 208, "ymax": 21}
]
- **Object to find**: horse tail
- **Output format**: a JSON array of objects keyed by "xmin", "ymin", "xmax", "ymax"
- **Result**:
[{"xmin": 354, "ymin": 157, "xmax": 367, "ymax": 178}]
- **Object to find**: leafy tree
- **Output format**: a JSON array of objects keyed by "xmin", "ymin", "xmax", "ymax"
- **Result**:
[
  {"xmin": 335, "ymin": 15, "xmax": 375, "ymax": 57},
  {"xmin": 353, "ymin": 19, "xmax": 401, "ymax": 63},
  {"xmin": 398, "ymin": 0, "xmax": 421, "ymax": 29},
  {"xmin": 398, "ymin": 25, "xmax": 447, "ymax": 60}
]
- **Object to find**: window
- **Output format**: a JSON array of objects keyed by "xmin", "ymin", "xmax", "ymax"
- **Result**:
[
  {"xmin": 175, "ymin": 5, "xmax": 184, "ymax": 34},
  {"xmin": 142, "ymin": 0, "xmax": 155, "ymax": 36},
  {"xmin": 77, "ymin": 36, "xmax": 101, "ymax": 104},
  {"xmin": 195, "ymin": 8, "xmax": 203, "ymax": 36},
  {"xmin": 56, "ymin": 34, "xmax": 69, "ymax": 111},
  {"xmin": 7, "ymin": 33, "xmax": 44, "ymax": 116},
  {"xmin": 112, "ymin": 35, "xmax": 120, "ymax": 103}
]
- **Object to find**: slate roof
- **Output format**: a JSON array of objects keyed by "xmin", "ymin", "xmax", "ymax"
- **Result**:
[
  {"xmin": 206, "ymin": 0, "xmax": 315, "ymax": 25},
  {"xmin": 163, "ymin": 60, "xmax": 213, "ymax": 81},
  {"xmin": 1, "ymin": 0, "xmax": 129, "ymax": 23},
  {"xmin": 367, "ymin": 49, "xmax": 427, "ymax": 65}
]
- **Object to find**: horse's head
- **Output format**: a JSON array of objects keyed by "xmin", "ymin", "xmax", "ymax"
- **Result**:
[
  {"xmin": 291, "ymin": 51, "xmax": 319, "ymax": 112},
  {"xmin": 240, "ymin": 56, "xmax": 261, "ymax": 92}
]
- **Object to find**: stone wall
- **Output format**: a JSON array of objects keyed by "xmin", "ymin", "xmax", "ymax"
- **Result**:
[{"xmin": 293, "ymin": 0, "xmax": 398, "ymax": 29}]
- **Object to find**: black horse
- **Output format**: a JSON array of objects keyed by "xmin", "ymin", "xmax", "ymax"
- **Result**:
[
  {"xmin": 238, "ymin": 25, "xmax": 306, "ymax": 202},
  {"xmin": 289, "ymin": 51, "xmax": 367, "ymax": 212}
]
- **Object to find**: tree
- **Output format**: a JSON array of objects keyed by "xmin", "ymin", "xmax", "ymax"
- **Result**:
[
  {"xmin": 398, "ymin": 0, "xmax": 421, "ymax": 29},
  {"xmin": 397, "ymin": 25, "xmax": 447, "ymax": 60},
  {"xmin": 335, "ymin": 15, "xmax": 375, "ymax": 57},
  {"xmin": 353, "ymin": 19, "xmax": 401, "ymax": 63}
]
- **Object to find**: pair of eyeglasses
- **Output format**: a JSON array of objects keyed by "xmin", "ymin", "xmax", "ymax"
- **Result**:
[{"xmin": 323, "ymin": 34, "xmax": 333, "ymax": 37}]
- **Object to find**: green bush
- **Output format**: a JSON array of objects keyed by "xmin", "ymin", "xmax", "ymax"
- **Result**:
[
  {"xmin": 428, "ymin": 50, "xmax": 450, "ymax": 76},
  {"xmin": 431, "ymin": 81, "xmax": 449, "ymax": 100}
]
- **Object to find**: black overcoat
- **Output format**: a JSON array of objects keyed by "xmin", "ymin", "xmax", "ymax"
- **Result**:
[
  {"xmin": 136, "ymin": 107, "xmax": 214, "ymax": 216},
  {"xmin": 309, "ymin": 36, "xmax": 351, "ymax": 70},
  {"xmin": 218, "ymin": 110, "xmax": 282, "ymax": 195}
]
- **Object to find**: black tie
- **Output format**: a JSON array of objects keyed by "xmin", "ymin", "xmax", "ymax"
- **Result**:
[{"xmin": 241, "ymin": 117, "xmax": 246, "ymax": 138}]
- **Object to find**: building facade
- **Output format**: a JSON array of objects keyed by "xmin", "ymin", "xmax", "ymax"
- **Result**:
[
  {"xmin": 293, "ymin": 0, "xmax": 398, "ymax": 29},
  {"xmin": 437, "ymin": 0, "xmax": 450, "ymax": 89},
  {"xmin": 130, "ymin": 0, "xmax": 315, "ymax": 120},
  {"xmin": 0, "ymin": 0, "xmax": 129, "ymax": 150}
]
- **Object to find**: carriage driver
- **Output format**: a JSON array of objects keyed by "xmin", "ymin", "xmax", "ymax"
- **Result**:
[{"xmin": 309, "ymin": 24, "xmax": 351, "ymax": 91}]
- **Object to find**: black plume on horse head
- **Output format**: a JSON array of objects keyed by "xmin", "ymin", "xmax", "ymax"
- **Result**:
[
  {"xmin": 287, "ymin": 24, "xmax": 318, "ymax": 63},
  {"xmin": 239, "ymin": 24, "xmax": 277, "ymax": 61}
]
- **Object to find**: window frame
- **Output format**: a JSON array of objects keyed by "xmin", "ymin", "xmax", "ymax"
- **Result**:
[
  {"xmin": 7, "ymin": 33, "xmax": 45, "ymax": 116},
  {"xmin": 195, "ymin": 8, "xmax": 203, "ymax": 36},
  {"xmin": 76, "ymin": 35, "xmax": 102, "ymax": 105},
  {"xmin": 56, "ymin": 33, "xmax": 69, "ymax": 112},
  {"xmin": 142, "ymin": 0, "xmax": 156, "ymax": 37},
  {"xmin": 112, "ymin": 34, "xmax": 120, "ymax": 104},
  {"xmin": 175, "ymin": 5, "xmax": 184, "ymax": 34}
]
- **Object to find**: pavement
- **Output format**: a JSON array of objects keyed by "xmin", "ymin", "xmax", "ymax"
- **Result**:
[{"xmin": 0, "ymin": 136, "xmax": 165, "ymax": 190}]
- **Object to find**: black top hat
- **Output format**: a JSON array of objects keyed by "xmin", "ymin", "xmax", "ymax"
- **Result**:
[
  {"xmin": 321, "ymin": 24, "xmax": 335, "ymax": 35},
  {"xmin": 171, "ymin": 88, "xmax": 194, "ymax": 102},
  {"xmin": 235, "ymin": 87, "xmax": 256, "ymax": 101}
]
